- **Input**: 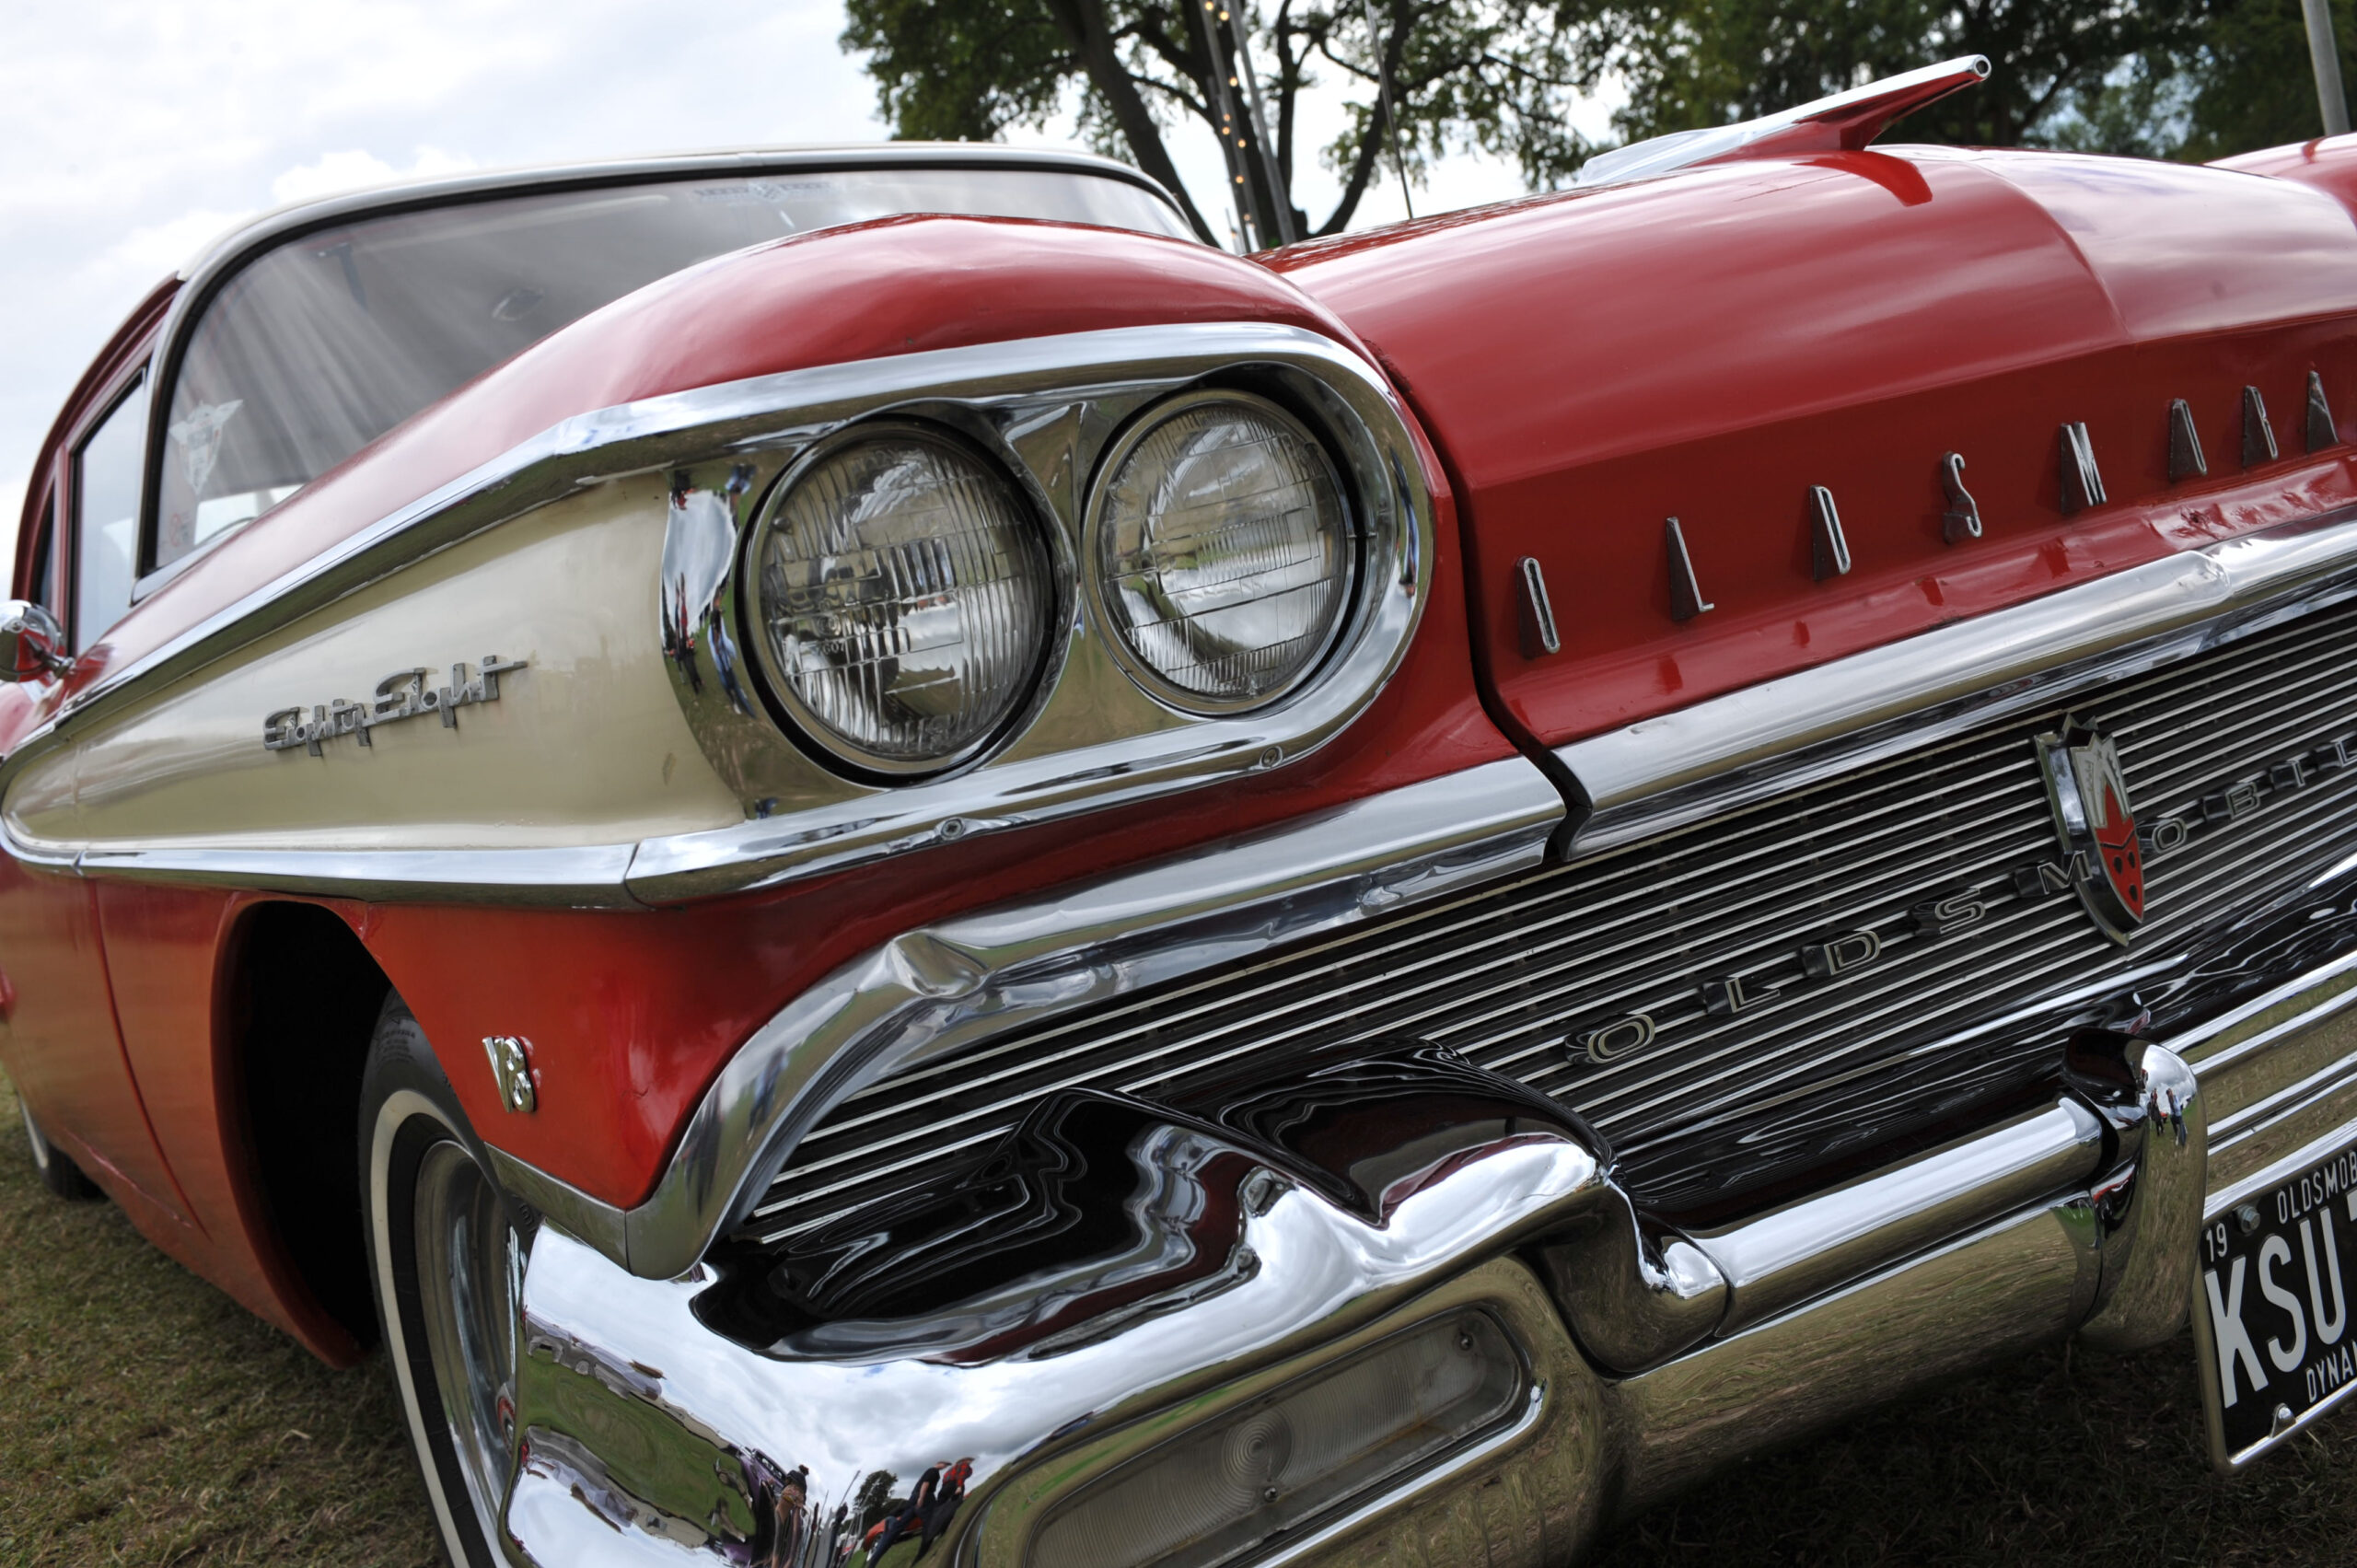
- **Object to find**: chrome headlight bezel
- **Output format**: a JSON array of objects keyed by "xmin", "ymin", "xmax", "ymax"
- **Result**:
[
  {"xmin": 737, "ymin": 420, "xmax": 1063, "ymax": 782},
  {"xmin": 1082, "ymin": 387, "xmax": 1361, "ymax": 718},
  {"xmin": 643, "ymin": 325, "xmax": 1435, "ymax": 903}
]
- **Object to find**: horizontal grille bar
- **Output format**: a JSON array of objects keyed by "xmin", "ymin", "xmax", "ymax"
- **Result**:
[{"xmin": 741, "ymin": 594, "xmax": 2357, "ymax": 1245}]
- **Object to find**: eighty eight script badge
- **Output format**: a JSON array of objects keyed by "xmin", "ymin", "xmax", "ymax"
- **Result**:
[
  {"xmin": 262, "ymin": 656, "xmax": 526, "ymax": 755},
  {"xmin": 2032, "ymin": 714, "xmax": 2145, "ymax": 946}
]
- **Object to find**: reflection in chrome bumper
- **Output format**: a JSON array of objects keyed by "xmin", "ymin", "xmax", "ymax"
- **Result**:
[
  {"xmin": 498, "ymin": 952, "xmax": 2357, "ymax": 1567},
  {"xmin": 505, "ymin": 1109, "xmax": 1615, "ymax": 1568}
]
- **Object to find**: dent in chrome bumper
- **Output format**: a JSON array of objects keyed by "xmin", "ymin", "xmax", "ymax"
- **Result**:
[{"xmin": 502, "ymin": 1055, "xmax": 1614, "ymax": 1567}]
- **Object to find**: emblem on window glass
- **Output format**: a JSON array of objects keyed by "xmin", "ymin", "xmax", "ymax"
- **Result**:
[{"xmin": 2032, "ymin": 714, "xmax": 2144, "ymax": 946}]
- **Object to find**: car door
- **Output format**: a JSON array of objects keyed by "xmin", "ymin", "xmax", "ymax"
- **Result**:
[{"xmin": 0, "ymin": 335, "xmax": 194, "ymax": 1225}]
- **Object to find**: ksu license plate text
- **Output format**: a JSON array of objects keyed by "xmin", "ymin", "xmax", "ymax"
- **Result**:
[{"xmin": 2197, "ymin": 1144, "xmax": 2357, "ymax": 1463}]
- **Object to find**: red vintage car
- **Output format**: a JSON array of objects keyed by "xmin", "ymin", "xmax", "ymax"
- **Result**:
[{"xmin": 9, "ymin": 55, "xmax": 2357, "ymax": 1567}]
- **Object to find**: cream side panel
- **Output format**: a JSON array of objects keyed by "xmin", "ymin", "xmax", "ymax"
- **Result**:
[{"xmin": 6, "ymin": 475, "xmax": 745, "ymax": 854}]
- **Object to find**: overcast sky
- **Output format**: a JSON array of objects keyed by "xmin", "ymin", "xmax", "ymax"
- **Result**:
[{"xmin": 0, "ymin": 0, "xmax": 1585, "ymax": 563}]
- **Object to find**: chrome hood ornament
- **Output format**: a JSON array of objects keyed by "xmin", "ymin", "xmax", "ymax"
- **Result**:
[
  {"xmin": 1573, "ymin": 55, "xmax": 1991, "ymax": 190},
  {"xmin": 2034, "ymin": 715, "xmax": 2145, "ymax": 945}
]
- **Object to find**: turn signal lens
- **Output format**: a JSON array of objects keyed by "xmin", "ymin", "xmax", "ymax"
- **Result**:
[
  {"xmin": 1091, "ymin": 392, "xmax": 1353, "ymax": 713},
  {"xmin": 748, "ymin": 430, "xmax": 1052, "ymax": 775},
  {"xmin": 1024, "ymin": 1310, "xmax": 1525, "ymax": 1568}
]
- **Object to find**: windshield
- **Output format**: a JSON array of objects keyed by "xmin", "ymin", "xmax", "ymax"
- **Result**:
[{"xmin": 155, "ymin": 166, "xmax": 1193, "ymax": 572}]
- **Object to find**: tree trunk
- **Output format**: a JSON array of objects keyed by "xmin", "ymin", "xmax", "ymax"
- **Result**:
[
  {"xmin": 1316, "ymin": 0, "xmax": 1408, "ymax": 235},
  {"xmin": 1041, "ymin": 0, "xmax": 1221, "ymax": 241}
]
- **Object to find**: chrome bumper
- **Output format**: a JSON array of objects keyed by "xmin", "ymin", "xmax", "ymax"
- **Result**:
[{"xmin": 491, "ymin": 944, "xmax": 2357, "ymax": 1568}]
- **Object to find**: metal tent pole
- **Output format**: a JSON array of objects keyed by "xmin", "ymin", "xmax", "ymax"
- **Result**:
[
  {"xmin": 1228, "ymin": 7, "xmax": 1298, "ymax": 244},
  {"xmin": 1361, "ymin": 0, "xmax": 1414, "ymax": 219},
  {"xmin": 2304, "ymin": 0, "xmax": 2351, "ymax": 137},
  {"xmin": 1197, "ymin": 0, "xmax": 1260, "ymax": 249}
]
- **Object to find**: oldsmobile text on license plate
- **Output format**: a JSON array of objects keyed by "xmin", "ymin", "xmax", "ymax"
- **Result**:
[{"xmin": 2195, "ymin": 1143, "xmax": 2357, "ymax": 1465}]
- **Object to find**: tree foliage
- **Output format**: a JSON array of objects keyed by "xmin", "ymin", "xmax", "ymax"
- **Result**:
[
  {"xmin": 842, "ymin": 0, "xmax": 1593, "ymax": 241},
  {"xmin": 1563, "ymin": 0, "xmax": 2174, "ymax": 147},
  {"xmin": 1565, "ymin": 0, "xmax": 2349, "ymax": 162},
  {"xmin": 842, "ymin": 0, "xmax": 2354, "ymax": 245},
  {"xmin": 2169, "ymin": 0, "xmax": 2357, "ymax": 159}
]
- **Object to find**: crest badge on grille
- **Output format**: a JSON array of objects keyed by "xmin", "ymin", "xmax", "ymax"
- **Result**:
[{"xmin": 2032, "ymin": 715, "xmax": 2144, "ymax": 946}]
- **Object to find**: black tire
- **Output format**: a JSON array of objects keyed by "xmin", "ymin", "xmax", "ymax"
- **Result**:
[
  {"xmin": 18, "ymin": 1094, "xmax": 105, "ymax": 1201},
  {"xmin": 360, "ymin": 993, "xmax": 531, "ymax": 1568}
]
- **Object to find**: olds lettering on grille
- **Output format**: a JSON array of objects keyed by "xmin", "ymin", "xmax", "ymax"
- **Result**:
[{"xmin": 1573, "ymin": 714, "xmax": 2357, "ymax": 1067}]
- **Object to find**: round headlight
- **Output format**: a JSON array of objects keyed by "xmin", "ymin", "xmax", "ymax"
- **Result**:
[
  {"xmin": 745, "ymin": 429, "xmax": 1053, "ymax": 776},
  {"xmin": 1089, "ymin": 390, "xmax": 1353, "ymax": 713}
]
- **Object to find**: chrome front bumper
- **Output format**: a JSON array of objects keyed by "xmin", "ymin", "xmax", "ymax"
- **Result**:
[{"xmin": 491, "ymin": 946, "xmax": 2357, "ymax": 1568}]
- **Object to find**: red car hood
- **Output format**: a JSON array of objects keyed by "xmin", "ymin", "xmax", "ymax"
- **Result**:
[{"xmin": 1268, "ymin": 145, "xmax": 2357, "ymax": 750}]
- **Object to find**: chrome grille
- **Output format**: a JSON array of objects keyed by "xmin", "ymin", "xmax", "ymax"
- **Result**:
[{"xmin": 737, "ymin": 596, "xmax": 2357, "ymax": 1243}]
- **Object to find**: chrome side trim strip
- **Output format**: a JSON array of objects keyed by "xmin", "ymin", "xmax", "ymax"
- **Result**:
[
  {"xmin": 487, "ymin": 756, "xmax": 1564, "ymax": 1278},
  {"xmin": 67, "ymin": 842, "xmax": 643, "ymax": 910},
  {"xmin": 4, "ymin": 322, "xmax": 1435, "ymax": 905},
  {"xmin": 1559, "ymin": 505, "xmax": 2357, "ymax": 852}
]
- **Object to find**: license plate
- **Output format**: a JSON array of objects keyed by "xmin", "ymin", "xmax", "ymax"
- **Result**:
[{"xmin": 2194, "ymin": 1141, "xmax": 2357, "ymax": 1467}]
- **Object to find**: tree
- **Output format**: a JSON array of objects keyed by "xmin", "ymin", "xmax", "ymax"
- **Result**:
[
  {"xmin": 1558, "ymin": 0, "xmax": 2195, "ymax": 151},
  {"xmin": 2169, "ymin": 0, "xmax": 2357, "ymax": 159},
  {"xmin": 844, "ymin": 0, "xmax": 2343, "ymax": 245},
  {"xmin": 841, "ymin": 0, "xmax": 1594, "ymax": 243},
  {"xmin": 1557, "ymin": 0, "xmax": 2340, "ymax": 165}
]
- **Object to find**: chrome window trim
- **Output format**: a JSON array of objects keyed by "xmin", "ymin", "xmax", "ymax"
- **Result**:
[
  {"xmin": 131, "ymin": 144, "xmax": 1195, "ymax": 597},
  {"xmin": 0, "ymin": 322, "xmax": 1437, "ymax": 906},
  {"xmin": 491, "ymin": 754, "xmax": 1567, "ymax": 1278}
]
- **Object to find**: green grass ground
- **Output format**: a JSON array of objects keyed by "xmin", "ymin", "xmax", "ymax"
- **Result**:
[
  {"xmin": 5, "ymin": 1064, "xmax": 2356, "ymax": 1566},
  {"xmin": 0, "ymin": 1074, "xmax": 436, "ymax": 1567}
]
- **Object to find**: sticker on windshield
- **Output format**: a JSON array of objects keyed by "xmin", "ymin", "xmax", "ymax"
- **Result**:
[{"xmin": 168, "ymin": 400, "xmax": 242, "ymax": 495}]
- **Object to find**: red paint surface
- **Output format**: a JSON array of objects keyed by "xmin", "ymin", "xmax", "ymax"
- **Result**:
[
  {"xmin": 8, "ymin": 215, "xmax": 1503, "ymax": 1273},
  {"xmin": 86, "ymin": 882, "xmax": 366, "ymax": 1360},
  {"xmin": 2214, "ymin": 134, "xmax": 2357, "ymax": 215},
  {"xmin": 20, "ymin": 142, "xmax": 2357, "ymax": 1344},
  {"xmin": 1268, "ymin": 145, "xmax": 2357, "ymax": 749},
  {"xmin": 0, "ymin": 858, "xmax": 191, "ymax": 1225}
]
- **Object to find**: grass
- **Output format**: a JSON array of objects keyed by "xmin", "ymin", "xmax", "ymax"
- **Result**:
[
  {"xmin": 5, "ymin": 1061, "xmax": 2356, "ymax": 1567},
  {"xmin": 0, "ymin": 1073, "xmax": 437, "ymax": 1567}
]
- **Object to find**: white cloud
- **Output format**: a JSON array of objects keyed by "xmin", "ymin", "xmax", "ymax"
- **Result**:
[
  {"xmin": 0, "ymin": 0, "xmax": 1589, "ymax": 525},
  {"xmin": 0, "ymin": 475, "xmax": 21, "ymax": 582},
  {"xmin": 270, "ymin": 145, "xmax": 479, "ymax": 206},
  {"xmin": 101, "ymin": 208, "xmax": 254, "ymax": 281}
]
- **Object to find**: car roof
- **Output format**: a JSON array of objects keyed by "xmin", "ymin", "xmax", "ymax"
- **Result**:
[{"xmin": 172, "ymin": 143, "xmax": 1192, "ymax": 283}]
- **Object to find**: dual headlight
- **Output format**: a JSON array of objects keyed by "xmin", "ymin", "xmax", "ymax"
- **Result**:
[{"xmin": 742, "ymin": 389, "xmax": 1355, "ymax": 778}]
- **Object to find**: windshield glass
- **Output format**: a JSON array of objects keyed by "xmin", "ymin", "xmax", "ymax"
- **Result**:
[{"xmin": 156, "ymin": 166, "xmax": 1192, "ymax": 571}]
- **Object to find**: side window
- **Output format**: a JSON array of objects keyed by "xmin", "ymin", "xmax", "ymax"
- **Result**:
[
  {"xmin": 72, "ymin": 371, "xmax": 148, "ymax": 650},
  {"xmin": 25, "ymin": 494, "xmax": 54, "ymax": 610}
]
